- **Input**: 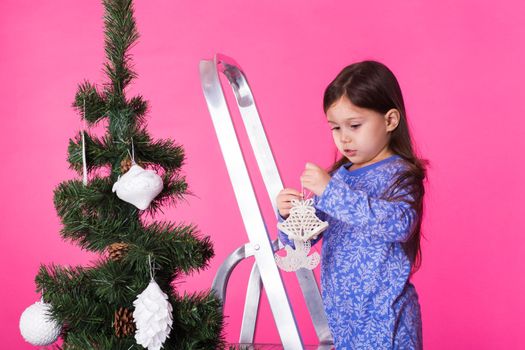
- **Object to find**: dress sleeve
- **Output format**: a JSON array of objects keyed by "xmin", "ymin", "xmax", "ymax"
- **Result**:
[
  {"xmin": 277, "ymin": 206, "xmax": 324, "ymax": 249},
  {"xmin": 315, "ymin": 176, "xmax": 417, "ymax": 243}
]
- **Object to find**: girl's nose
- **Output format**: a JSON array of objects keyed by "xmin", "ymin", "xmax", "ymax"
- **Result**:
[{"xmin": 341, "ymin": 133, "xmax": 351, "ymax": 143}]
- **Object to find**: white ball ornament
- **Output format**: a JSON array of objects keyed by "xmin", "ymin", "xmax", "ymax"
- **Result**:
[
  {"xmin": 19, "ymin": 299, "xmax": 62, "ymax": 346},
  {"xmin": 112, "ymin": 163, "xmax": 163, "ymax": 210}
]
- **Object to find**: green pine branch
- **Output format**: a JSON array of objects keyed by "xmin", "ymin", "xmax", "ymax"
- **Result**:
[
  {"xmin": 52, "ymin": 173, "xmax": 194, "ymax": 252},
  {"xmin": 37, "ymin": 261, "xmax": 225, "ymax": 349},
  {"xmin": 67, "ymin": 132, "xmax": 116, "ymax": 173},
  {"xmin": 53, "ymin": 177, "xmax": 137, "ymax": 252},
  {"xmin": 102, "ymin": 0, "xmax": 139, "ymax": 96},
  {"xmin": 144, "ymin": 170, "xmax": 190, "ymax": 216},
  {"xmin": 166, "ymin": 292, "xmax": 226, "ymax": 350},
  {"xmin": 127, "ymin": 221, "xmax": 215, "ymax": 275},
  {"xmin": 72, "ymin": 81, "xmax": 107, "ymax": 125},
  {"xmin": 66, "ymin": 129, "xmax": 186, "ymax": 176},
  {"xmin": 36, "ymin": 264, "xmax": 107, "ymax": 333}
]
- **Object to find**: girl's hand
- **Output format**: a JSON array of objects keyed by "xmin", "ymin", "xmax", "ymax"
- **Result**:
[
  {"xmin": 300, "ymin": 162, "xmax": 331, "ymax": 196},
  {"xmin": 276, "ymin": 188, "xmax": 303, "ymax": 218}
]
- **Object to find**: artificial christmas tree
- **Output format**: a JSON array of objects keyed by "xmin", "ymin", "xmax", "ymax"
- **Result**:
[{"xmin": 27, "ymin": 1, "xmax": 225, "ymax": 348}]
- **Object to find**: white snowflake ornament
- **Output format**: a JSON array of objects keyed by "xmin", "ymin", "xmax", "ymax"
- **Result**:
[
  {"xmin": 277, "ymin": 197, "xmax": 328, "ymax": 241},
  {"xmin": 275, "ymin": 238, "xmax": 320, "ymax": 272},
  {"xmin": 19, "ymin": 299, "xmax": 62, "ymax": 346},
  {"xmin": 112, "ymin": 164, "xmax": 163, "ymax": 210},
  {"xmin": 133, "ymin": 279, "xmax": 173, "ymax": 350}
]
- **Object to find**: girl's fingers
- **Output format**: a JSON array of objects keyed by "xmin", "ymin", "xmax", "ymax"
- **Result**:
[
  {"xmin": 282, "ymin": 188, "xmax": 302, "ymax": 196},
  {"xmin": 277, "ymin": 189, "xmax": 303, "ymax": 210},
  {"xmin": 285, "ymin": 194, "xmax": 302, "ymax": 202},
  {"xmin": 279, "ymin": 188, "xmax": 302, "ymax": 202},
  {"xmin": 278, "ymin": 197, "xmax": 300, "ymax": 207}
]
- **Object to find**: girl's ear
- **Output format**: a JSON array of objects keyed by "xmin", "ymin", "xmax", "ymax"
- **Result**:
[{"xmin": 385, "ymin": 109, "xmax": 400, "ymax": 133}]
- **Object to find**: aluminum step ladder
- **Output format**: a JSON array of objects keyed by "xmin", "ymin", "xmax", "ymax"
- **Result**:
[{"xmin": 199, "ymin": 53, "xmax": 333, "ymax": 350}]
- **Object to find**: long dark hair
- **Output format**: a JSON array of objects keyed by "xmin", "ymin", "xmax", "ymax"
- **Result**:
[{"xmin": 323, "ymin": 60, "xmax": 429, "ymax": 275}]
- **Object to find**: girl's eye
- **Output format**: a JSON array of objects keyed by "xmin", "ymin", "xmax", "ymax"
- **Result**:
[
  {"xmin": 331, "ymin": 127, "xmax": 340, "ymax": 131},
  {"xmin": 351, "ymin": 124, "xmax": 361, "ymax": 129}
]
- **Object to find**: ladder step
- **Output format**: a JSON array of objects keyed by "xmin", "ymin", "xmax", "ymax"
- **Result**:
[{"xmin": 227, "ymin": 344, "xmax": 334, "ymax": 350}]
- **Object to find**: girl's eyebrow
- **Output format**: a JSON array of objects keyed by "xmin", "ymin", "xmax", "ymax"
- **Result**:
[{"xmin": 327, "ymin": 116, "xmax": 363, "ymax": 123}]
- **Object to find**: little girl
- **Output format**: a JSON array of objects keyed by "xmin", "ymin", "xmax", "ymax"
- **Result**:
[{"xmin": 276, "ymin": 60, "xmax": 427, "ymax": 349}]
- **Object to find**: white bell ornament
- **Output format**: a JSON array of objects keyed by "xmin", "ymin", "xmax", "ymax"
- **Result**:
[
  {"xmin": 19, "ymin": 298, "xmax": 62, "ymax": 346},
  {"xmin": 112, "ymin": 163, "xmax": 163, "ymax": 210},
  {"xmin": 277, "ymin": 197, "xmax": 328, "ymax": 242}
]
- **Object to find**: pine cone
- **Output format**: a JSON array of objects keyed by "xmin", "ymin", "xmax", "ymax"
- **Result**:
[
  {"xmin": 120, "ymin": 156, "xmax": 144, "ymax": 173},
  {"xmin": 114, "ymin": 306, "xmax": 135, "ymax": 338},
  {"xmin": 107, "ymin": 242, "xmax": 129, "ymax": 261},
  {"xmin": 120, "ymin": 157, "xmax": 133, "ymax": 173}
]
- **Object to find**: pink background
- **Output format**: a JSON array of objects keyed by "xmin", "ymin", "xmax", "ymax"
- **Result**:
[{"xmin": 2, "ymin": 0, "xmax": 524, "ymax": 348}]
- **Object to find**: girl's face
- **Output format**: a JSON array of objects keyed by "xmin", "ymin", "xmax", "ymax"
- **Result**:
[{"xmin": 326, "ymin": 95, "xmax": 400, "ymax": 169}]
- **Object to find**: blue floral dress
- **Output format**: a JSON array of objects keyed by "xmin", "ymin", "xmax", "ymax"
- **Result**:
[{"xmin": 277, "ymin": 154, "xmax": 423, "ymax": 349}]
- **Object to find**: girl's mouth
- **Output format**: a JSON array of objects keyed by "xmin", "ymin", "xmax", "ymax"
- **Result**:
[{"xmin": 344, "ymin": 149, "xmax": 356, "ymax": 156}]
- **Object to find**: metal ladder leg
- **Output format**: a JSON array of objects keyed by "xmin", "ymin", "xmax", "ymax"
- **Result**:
[{"xmin": 239, "ymin": 262, "xmax": 262, "ymax": 343}]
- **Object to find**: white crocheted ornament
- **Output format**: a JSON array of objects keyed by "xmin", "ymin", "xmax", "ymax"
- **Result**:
[
  {"xmin": 277, "ymin": 198, "xmax": 328, "ymax": 242},
  {"xmin": 19, "ymin": 299, "xmax": 62, "ymax": 346},
  {"xmin": 133, "ymin": 279, "xmax": 173, "ymax": 350},
  {"xmin": 112, "ymin": 164, "xmax": 163, "ymax": 210},
  {"xmin": 275, "ymin": 238, "xmax": 320, "ymax": 272}
]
